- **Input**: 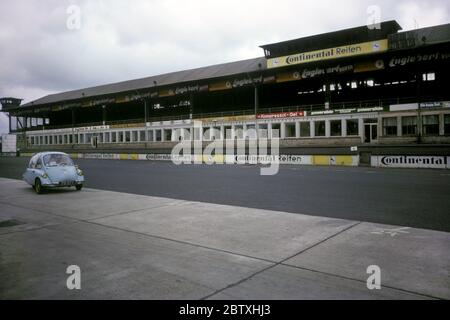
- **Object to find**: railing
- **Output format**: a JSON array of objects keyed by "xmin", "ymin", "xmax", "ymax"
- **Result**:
[{"xmin": 258, "ymin": 97, "xmax": 422, "ymax": 114}]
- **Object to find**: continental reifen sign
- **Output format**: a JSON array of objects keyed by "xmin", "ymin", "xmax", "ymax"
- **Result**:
[
  {"xmin": 267, "ymin": 40, "xmax": 388, "ymax": 69},
  {"xmin": 372, "ymin": 156, "xmax": 448, "ymax": 169}
]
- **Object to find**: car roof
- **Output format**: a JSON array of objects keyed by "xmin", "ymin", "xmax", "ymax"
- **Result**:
[{"xmin": 33, "ymin": 152, "xmax": 70, "ymax": 158}]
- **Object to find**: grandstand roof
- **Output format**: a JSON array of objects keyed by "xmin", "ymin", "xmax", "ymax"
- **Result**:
[{"xmin": 22, "ymin": 57, "xmax": 266, "ymax": 108}]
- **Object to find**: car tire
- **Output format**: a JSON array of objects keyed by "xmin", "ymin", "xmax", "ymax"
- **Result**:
[
  {"xmin": 35, "ymin": 178, "xmax": 43, "ymax": 194},
  {"xmin": 76, "ymin": 184, "xmax": 83, "ymax": 191}
]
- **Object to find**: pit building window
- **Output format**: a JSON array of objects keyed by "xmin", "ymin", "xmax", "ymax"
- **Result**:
[
  {"xmin": 257, "ymin": 124, "xmax": 267, "ymax": 139},
  {"xmin": 402, "ymin": 116, "xmax": 418, "ymax": 136},
  {"xmin": 330, "ymin": 120, "xmax": 342, "ymax": 137},
  {"xmin": 346, "ymin": 119, "xmax": 359, "ymax": 136},
  {"xmin": 271, "ymin": 124, "xmax": 281, "ymax": 139},
  {"xmin": 422, "ymin": 115, "xmax": 440, "ymax": 136},
  {"xmin": 300, "ymin": 122, "xmax": 311, "ymax": 137},
  {"xmin": 164, "ymin": 129, "xmax": 171, "ymax": 141},
  {"xmin": 383, "ymin": 117, "xmax": 398, "ymax": 136},
  {"xmin": 315, "ymin": 121, "xmax": 326, "ymax": 137},
  {"xmin": 148, "ymin": 130, "xmax": 154, "ymax": 141},
  {"xmin": 285, "ymin": 123, "xmax": 296, "ymax": 138},
  {"xmin": 445, "ymin": 115, "xmax": 450, "ymax": 135},
  {"xmin": 155, "ymin": 130, "xmax": 162, "ymax": 142}
]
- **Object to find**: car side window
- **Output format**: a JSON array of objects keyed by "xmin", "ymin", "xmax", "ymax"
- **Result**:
[
  {"xmin": 29, "ymin": 155, "xmax": 37, "ymax": 169},
  {"xmin": 36, "ymin": 157, "xmax": 43, "ymax": 169}
]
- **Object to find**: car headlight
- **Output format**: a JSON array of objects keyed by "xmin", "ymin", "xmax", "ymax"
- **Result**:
[
  {"xmin": 41, "ymin": 173, "xmax": 48, "ymax": 179},
  {"xmin": 77, "ymin": 169, "xmax": 84, "ymax": 176}
]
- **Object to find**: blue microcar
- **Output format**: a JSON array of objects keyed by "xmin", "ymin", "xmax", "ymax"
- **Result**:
[{"xmin": 23, "ymin": 152, "xmax": 85, "ymax": 194}]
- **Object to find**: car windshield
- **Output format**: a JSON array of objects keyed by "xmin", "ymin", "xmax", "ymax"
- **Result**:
[{"xmin": 43, "ymin": 154, "xmax": 74, "ymax": 167}]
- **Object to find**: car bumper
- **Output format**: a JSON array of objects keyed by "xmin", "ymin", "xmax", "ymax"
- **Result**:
[{"xmin": 41, "ymin": 177, "xmax": 84, "ymax": 187}]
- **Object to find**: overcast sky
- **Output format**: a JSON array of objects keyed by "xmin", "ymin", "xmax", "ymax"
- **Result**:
[{"xmin": 0, "ymin": 0, "xmax": 449, "ymax": 133}]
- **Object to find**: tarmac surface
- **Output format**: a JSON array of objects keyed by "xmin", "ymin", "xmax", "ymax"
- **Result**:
[
  {"xmin": 0, "ymin": 157, "xmax": 449, "ymax": 232},
  {"xmin": 0, "ymin": 177, "xmax": 449, "ymax": 300}
]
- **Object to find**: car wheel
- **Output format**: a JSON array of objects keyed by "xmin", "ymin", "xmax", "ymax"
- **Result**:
[
  {"xmin": 76, "ymin": 184, "xmax": 83, "ymax": 191},
  {"xmin": 35, "ymin": 178, "xmax": 43, "ymax": 194}
]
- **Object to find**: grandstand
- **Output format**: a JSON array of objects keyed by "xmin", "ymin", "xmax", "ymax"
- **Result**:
[{"xmin": 1, "ymin": 21, "xmax": 450, "ymax": 164}]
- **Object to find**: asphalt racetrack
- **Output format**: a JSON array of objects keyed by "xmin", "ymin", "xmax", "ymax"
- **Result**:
[{"xmin": 0, "ymin": 157, "xmax": 449, "ymax": 232}]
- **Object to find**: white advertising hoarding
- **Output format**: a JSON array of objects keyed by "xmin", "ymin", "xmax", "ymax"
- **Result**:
[
  {"xmin": 1, "ymin": 134, "xmax": 17, "ymax": 153},
  {"xmin": 371, "ymin": 155, "xmax": 447, "ymax": 169}
]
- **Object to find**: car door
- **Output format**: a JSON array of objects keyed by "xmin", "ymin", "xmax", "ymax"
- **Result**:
[
  {"xmin": 24, "ymin": 155, "xmax": 37, "ymax": 185},
  {"xmin": 29, "ymin": 155, "xmax": 42, "ymax": 185},
  {"xmin": 34, "ymin": 157, "xmax": 45, "ymax": 181}
]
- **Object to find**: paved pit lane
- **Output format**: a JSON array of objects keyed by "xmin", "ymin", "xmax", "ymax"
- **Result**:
[
  {"xmin": 1, "ymin": 157, "xmax": 449, "ymax": 232},
  {"xmin": 0, "ymin": 177, "xmax": 448, "ymax": 299}
]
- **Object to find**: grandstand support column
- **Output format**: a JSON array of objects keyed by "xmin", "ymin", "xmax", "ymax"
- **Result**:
[
  {"xmin": 102, "ymin": 105, "xmax": 107, "ymax": 126},
  {"xmin": 358, "ymin": 118, "xmax": 364, "ymax": 143},
  {"xmin": 397, "ymin": 116, "xmax": 402, "ymax": 137},
  {"xmin": 324, "ymin": 77, "xmax": 331, "ymax": 109},
  {"xmin": 220, "ymin": 125, "xmax": 225, "ymax": 140},
  {"xmin": 377, "ymin": 118, "xmax": 383, "ymax": 140},
  {"xmin": 415, "ymin": 66, "xmax": 423, "ymax": 143},
  {"xmin": 189, "ymin": 93, "xmax": 194, "ymax": 120},
  {"xmin": 144, "ymin": 99, "xmax": 148, "ymax": 123},
  {"xmin": 341, "ymin": 119, "xmax": 347, "ymax": 137},
  {"xmin": 325, "ymin": 120, "xmax": 331, "ymax": 138},
  {"xmin": 267, "ymin": 123, "xmax": 272, "ymax": 139},
  {"xmin": 71, "ymin": 108, "xmax": 76, "ymax": 128},
  {"xmin": 8, "ymin": 114, "xmax": 11, "ymax": 133},
  {"xmin": 280, "ymin": 122, "xmax": 286, "ymax": 139},
  {"xmin": 254, "ymin": 84, "xmax": 259, "ymax": 140}
]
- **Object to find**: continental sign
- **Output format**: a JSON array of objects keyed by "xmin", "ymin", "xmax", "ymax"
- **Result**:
[
  {"xmin": 267, "ymin": 39, "xmax": 388, "ymax": 69},
  {"xmin": 371, "ymin": 156, "xmax": 449, "ymax": 169}
]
